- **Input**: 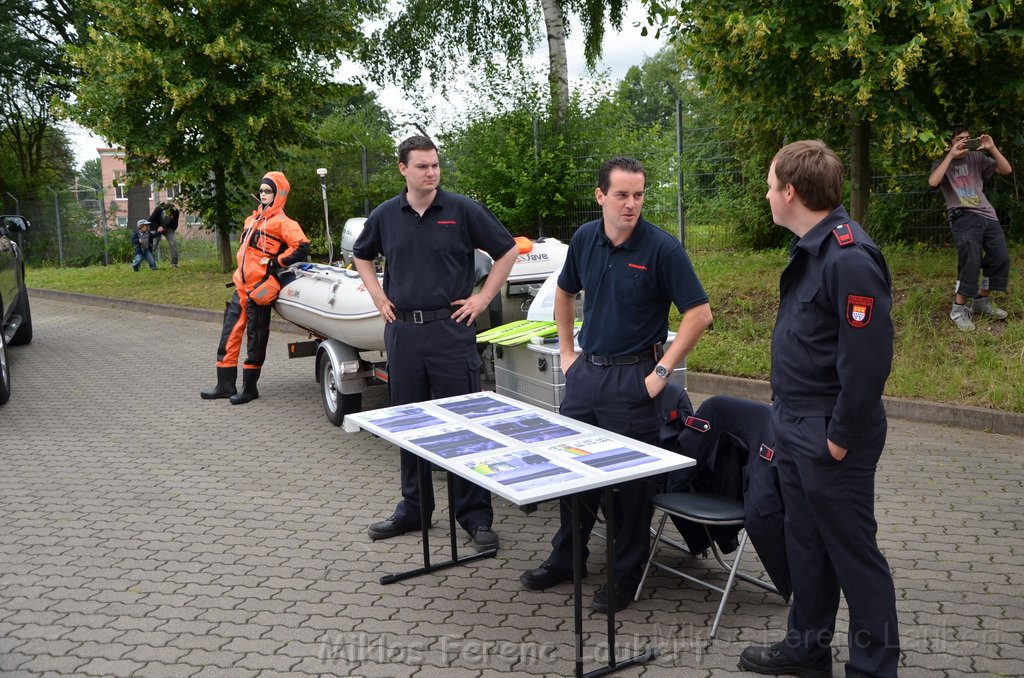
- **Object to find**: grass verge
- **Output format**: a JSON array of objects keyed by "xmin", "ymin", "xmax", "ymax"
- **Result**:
[{"xmin": 26, "ymin": 243, "xmax": 1024, "ymax": 412}]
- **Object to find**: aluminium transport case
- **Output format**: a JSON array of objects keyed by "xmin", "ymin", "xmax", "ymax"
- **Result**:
[{"xmin": 493, "ymin": 338, "xmax": 686, "ymax": 413}]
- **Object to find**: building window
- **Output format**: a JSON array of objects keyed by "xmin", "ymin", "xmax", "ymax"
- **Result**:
[
  {"xmin": 116, "ymin": 217, "xmax": 128, "ymax": 228},
  {"xmin": 165, "ymin": 184, "xmax": 182, "ymax": 199},
  {"xmin": 114, "ymin": 171, "xmax": 126, "ymax": 200}
]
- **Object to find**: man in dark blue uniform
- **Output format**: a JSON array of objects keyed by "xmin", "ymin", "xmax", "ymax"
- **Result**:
[
  {"xmin": 353, "ymin": 136, "xmax": 517, "ymax": 551},
  {"xmin": 519, "ymin": 156, "xmax": 713, "ymax": 613},
  {"xmin": 740, "ymin": 140, "xmax": 899, "ymax": 678}
]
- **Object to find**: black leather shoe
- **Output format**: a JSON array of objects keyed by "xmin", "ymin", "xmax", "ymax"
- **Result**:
[
  {"xmin": 592, "ymin": 583, "xmax": 633, "ymax": 614},
  {"xmin": 470, "ymin": 526, "xmax": 499, "ymax": 552},
  {"xmin": 367, "ymin": 515, "xmax": 421, "ymax": 540},
  {"xmin": 738, "ymin": 644, "xmax": 832, "ymax": 677},
  {"xmin": 520, "ymin": 561, "xmax": 583, "ymax": 591}
]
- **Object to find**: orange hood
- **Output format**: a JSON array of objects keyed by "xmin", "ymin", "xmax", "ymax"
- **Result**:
[{"xmin": 254, "ymin": 171, "xmax": 290, "ymax": 220}]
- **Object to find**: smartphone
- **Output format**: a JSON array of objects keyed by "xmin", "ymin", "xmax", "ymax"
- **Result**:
[{"xmin": 965, "ymin": 138, "xmax": 981, "ymax": 151}]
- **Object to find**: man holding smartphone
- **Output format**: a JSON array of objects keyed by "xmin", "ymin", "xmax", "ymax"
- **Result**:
[{"xmin": 928, "ymin": 125, "xmax": 1013, "ymax": 331}]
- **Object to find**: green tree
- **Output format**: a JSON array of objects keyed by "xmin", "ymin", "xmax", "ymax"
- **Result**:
[
  {"xmin": 438, "ymin": 74, "xmax": 680, "ymax": 239},
  {"xmin": 77, "ymin": 158, "xmax": 103, "ymax": 190},
  {"xmin": 0, "ymin": 0, "xmax": 75, "ymax": 192},
  {"xmin": 614, "ymin": 46, "xmax": 683, "ymax": 127},
  {"xmin": 277, "ymin": 84, "xmax": 401, "ymax": 258},
  {"xmin": 65, "ymin": 0, "xmax": 383, "ymax": 270},
  {"xmin": 364, "ymin": 0, "xmax": 628, "ymax": 119},
  {"xmin": 645, "ymin": 0, "xmax": 1024, "ymax": 221}
]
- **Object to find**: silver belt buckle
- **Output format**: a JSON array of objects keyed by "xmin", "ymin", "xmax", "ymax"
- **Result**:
[{"xmin": 412, "ymin": 310, "xmax": 424, "ymax": 324}]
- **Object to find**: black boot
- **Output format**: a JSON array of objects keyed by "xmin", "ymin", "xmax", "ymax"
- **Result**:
[
  {"xmin": 200, "ymin": 367, "xmax": 237, "ymax": 400},
  {"xmin": 229, "ymin": 369, "xmax": 260, "ymax": 405}
]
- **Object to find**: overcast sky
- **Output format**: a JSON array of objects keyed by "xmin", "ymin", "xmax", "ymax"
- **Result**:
[{"xmin": 66, "ymin": 4, "xmax": 666, "ymax": 167}]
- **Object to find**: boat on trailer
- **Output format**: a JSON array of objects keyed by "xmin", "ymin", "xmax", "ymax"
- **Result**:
[{"xmin": 273, "ymin": 235, "xmax": 569, "ymax": 425}]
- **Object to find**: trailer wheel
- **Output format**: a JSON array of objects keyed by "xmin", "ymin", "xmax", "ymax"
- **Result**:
[{"xmin": 319, "ymin": 357, "xmax": 362, "ymax": 426}]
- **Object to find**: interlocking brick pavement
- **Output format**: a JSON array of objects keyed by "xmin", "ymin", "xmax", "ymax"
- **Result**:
[{"xmin": 1, "ymin": 297, "xmax": 1021, "ymax": 677}]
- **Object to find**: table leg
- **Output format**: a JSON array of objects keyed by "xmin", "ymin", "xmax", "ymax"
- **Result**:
[{"xmin": 380, "ymin": 459, "xmax": 496, "ymax": 585}]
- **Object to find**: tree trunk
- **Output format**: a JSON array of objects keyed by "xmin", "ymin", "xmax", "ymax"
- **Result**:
[
  {"xmin": 125, "ymin": 156, "xmax": 150, "ymax": 232},
  {"xmin": 211, "ymin": 164, "xmax": 234, "ymax": 272},
  {"xmin": 541, "ymin": 0, "xmax": 569, "ymax": 122},
  {"xmin": 849, "ymin": 118, "xmax": 871, "ymax": 223}
]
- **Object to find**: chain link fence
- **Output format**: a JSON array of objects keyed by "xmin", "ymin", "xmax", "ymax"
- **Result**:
[
  {"xmin": 12, "ymin": 108, "xmax": 1015, "ymax": 267},
  {"xmin": 0, "ymin": 186, "xmax": 218, "ymax": 268}
]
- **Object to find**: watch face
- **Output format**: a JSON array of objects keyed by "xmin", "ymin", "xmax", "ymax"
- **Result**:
[{"xmin": 655, "ymin": 365, "xmax": 669, "ymax": 378}]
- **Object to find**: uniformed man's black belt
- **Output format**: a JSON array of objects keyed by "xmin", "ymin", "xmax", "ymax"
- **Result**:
[
  {"xmin": 395, "ymin": 308, "xmax": 453, "ymax": 324},
  {"xmin": 585, "ymin": 345, "xmax": 663, "ymax": 366}
]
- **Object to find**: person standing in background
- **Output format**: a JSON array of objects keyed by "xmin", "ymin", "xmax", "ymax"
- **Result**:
[
  {"xmin": 130, "ymin": 219, "xmax": 156, "ymax": 272},
  {"xmin": 928, "ymin": 125, "xmax": 1013, "ymax": 331},
  {"xmin": 149, "ymin": 202, "xmax": 181, "ymax": 268}
]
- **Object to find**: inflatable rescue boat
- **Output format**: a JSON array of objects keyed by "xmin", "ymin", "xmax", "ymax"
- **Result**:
[{"xmin": 274, "ymin": 234, "xmax": 569, "ymax": 353}]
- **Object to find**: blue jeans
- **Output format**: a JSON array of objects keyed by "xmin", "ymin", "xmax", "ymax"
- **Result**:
[{"xmin": 131, "ymin": 251, "xmax": 156, "ymax": 270}]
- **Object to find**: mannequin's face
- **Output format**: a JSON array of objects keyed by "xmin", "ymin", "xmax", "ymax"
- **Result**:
[{"xmin": 259, "ymin": 185, "xmax": 275, "ymax": 206}]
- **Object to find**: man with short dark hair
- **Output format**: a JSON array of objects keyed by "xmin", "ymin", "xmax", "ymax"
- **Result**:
[
  {"xmin": 520, "ymin": 156, "xmax": 713, "ymax": 614},
  {"xmin": 928, "ymin": 125, "xmax": 1013, "ymax": 331},
  {"xmin": 353, "ymin": 135, "xmax": 518, "ymax": 552},
  {"xmin": 740, "ymin": 140, "xmax": 899, "ymax": 678}
]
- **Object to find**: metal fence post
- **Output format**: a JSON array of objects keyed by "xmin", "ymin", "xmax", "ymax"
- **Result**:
[
  {"xmin": 352, "ymin": 135, "xmax": 369, "ymax": 217},
  {"xmin": 534, "ymin": 115, "xmax": 543, "ymax": 238},
  {"xmin": 675, "ymin": 98, "xmax": 685, "ymax": 248},
  {"xmin": 46, "ymin": 186, "xmax": 65, "ymax": 267},
  {"xmin": 5, "ymin": 192, "xmax": 23, "ymax": 249},
  {"xmin": 95, "ymin": 186, "xmax": 110, "ymax": 266}
]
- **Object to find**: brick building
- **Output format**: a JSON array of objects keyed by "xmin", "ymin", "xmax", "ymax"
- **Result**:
[{"xmin": 96, "ymin": 148, "xmax": 201, "ymax": 230}]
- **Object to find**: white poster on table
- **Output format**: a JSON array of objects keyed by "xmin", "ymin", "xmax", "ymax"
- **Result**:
[{"xmin": 345, "ymin": 390, "xmax": 693, "ymax": 505}]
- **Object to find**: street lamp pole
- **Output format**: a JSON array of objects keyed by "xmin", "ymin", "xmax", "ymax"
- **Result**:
[{"xmin": 316, "ymin": 167, "xmax": 333, "ymax": 264}]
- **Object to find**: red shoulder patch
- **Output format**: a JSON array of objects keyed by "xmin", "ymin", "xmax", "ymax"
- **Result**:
[
  {"xmin": 684, "ymin": 416, "xmax": 710, "ymax": 433},
  {"xmin": 832, "ymin": 223, "xmax": 855, "ymax": 247},
  {"xmin": 847, "ymin": 295, "xmax": 874, "ymax": 327}
]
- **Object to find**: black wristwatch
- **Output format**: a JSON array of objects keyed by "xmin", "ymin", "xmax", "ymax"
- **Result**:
[{"xmin": 654, "ymin": 364, "xmax": 670, "ymax": 379}]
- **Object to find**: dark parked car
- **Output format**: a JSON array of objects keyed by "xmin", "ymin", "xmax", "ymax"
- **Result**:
[{"xmin": 1, "ymin": 214, "xmax": 32, "ymax": 405}]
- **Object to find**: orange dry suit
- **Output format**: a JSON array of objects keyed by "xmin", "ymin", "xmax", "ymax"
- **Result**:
[{"xmin": 215, "ymin": 171, "xmax": 309, "ymax": 371}]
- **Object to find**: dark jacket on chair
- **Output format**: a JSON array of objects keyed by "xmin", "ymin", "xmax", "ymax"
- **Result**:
[{"xmin": 662, "ymin": 394, "xmax": 791, "ymax": 600}]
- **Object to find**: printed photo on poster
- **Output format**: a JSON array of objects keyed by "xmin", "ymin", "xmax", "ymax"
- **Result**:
[
  {"xmin": 484, "ymin": 413, "xmax": 581, "ymax": 444},
  {"xmin": 465, "ymin": 450, "xmax": 584, "ymax": 491},
  {"xmin": 437, "ymin": 394, "xmax": 523, "ymax": 419},
  {"xmin": 546, "ymin": 435, "xmax": 660, "ymax": 472},
  {"xmin": 405, "ymin": 426, "xmax": 508, "ymax": 459},
  {"xmin": 361, "ymin": 405, "xmax": 447, "ymax": 433}
]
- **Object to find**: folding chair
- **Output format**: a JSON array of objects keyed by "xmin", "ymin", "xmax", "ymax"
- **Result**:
[{"xmin": 634, "ymin": 490, "xmax": 778, "ymax": 639}]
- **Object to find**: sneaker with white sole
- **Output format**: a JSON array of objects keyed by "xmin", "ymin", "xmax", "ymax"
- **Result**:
[
  {"xmin": 970, "ymin": 296, "xmax": 1008, "ymax": 320},
  {"xmin": 950, "ymin": 303, "xmax": 975, "ymax": 331}
]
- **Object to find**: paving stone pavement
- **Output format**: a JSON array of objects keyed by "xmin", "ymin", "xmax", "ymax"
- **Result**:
[{"xmin": 1, "ymin": 297, "xmax": 1022, "ymax": 678}]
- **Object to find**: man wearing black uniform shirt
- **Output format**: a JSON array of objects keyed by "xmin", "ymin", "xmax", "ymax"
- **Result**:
[
  {"xmin": 519, "ymin": 156, "xmax": 713, "ymax": 613},
  {"xmin": 353, "ymin": 136, "xmax": 517, "ymax": 552},
  {"xmin": 739, "ymin": 140, "xmax": 899, "ymax": 678}
]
